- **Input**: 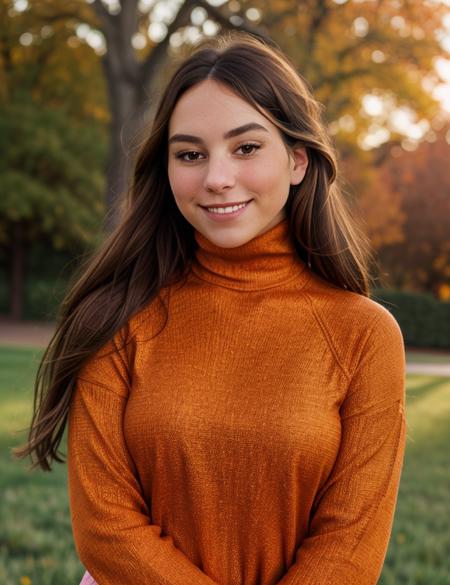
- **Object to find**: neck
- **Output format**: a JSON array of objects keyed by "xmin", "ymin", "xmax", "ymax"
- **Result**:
[{"xmin": 191, "ymin": 219, "xmax": 309, "ymax": 291}]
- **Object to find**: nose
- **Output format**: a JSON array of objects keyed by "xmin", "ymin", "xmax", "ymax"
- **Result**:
[{"xmin": 203, "ymin": 156, "xmax": 235, "ymax": 193}]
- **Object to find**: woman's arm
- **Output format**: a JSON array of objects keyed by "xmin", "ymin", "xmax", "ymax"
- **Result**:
[
  {"xmin": 275, "ymin": 309, "xmax": 407, "ymax": 585},
  {"xmin": 68, "ymin": 332, "xmax": 220, "ymax": 585}
]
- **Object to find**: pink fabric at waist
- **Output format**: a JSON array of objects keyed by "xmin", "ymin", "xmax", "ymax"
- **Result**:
[{"xmin": 79, "ymin": 570, "xmax": 97, "ymax": 585}]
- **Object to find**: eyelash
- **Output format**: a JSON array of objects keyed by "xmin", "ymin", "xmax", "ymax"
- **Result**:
[{"xmin": 175, "ymin": 142, "xmax": 261, "ymax": 162}]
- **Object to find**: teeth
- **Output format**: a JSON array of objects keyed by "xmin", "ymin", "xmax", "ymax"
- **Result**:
[{"xmin": 207, "ymin": 202, "xmax": 248, "ymax": 214}]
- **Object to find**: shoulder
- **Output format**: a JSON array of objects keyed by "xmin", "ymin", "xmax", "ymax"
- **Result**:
[
  {"xmin": 304, "ymin": 274, "xmax": 404, "ymax": 378},
  {"xmin": 76, "ymin": 288, "xmax": 171, "ymax": 391}
]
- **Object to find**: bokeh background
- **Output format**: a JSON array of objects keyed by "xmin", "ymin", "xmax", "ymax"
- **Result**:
[{"xmin": 1, "ymin": 1, "xmax": 449, "ymax": 584}]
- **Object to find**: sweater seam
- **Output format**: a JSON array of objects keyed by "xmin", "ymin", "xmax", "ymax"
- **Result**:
[
  {"xmin": 341, "ymin": 396, "xmax": 403, "ymax": 421},
  {"xmin": 77, "ymin": 376, "xmax": 128, "ymax": 399},
  {"xmin": 304, "ymin": 296, "xmax": 385, "ymax": 383},
  {"xmin": 304, "ymin": 293, "xmax": 351, "ymax": 381},
  {"xmin": 348, "ymin": 311, "xmax": 385, "ymax": 378}
]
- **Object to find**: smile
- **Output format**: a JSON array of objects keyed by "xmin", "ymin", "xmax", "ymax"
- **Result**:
[
  {"xmin": 200, "ymin": 200, "xmax": 252, "ymax": 221},
  {"xmin": 206, "ymin": 202, "xmax": 248, "ymax": 214}
]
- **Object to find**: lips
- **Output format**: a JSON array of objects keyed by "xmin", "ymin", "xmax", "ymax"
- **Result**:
[{"xmin": 200, "ymin": 200, "xmax": 252, "ymax": 209}]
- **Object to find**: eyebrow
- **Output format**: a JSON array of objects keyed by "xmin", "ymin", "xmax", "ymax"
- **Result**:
[{"xmin": 168, "ymin": 122, "xmax": 269, "ymax": 146}]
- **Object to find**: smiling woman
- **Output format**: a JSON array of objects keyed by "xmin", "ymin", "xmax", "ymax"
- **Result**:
[
  {"xmin": 167, "ymin": 82, "xmax": 308, "ymax": 247},
  {"xmin": 14, "ymin": 31, "xmax": 406, "ymax": 585}
]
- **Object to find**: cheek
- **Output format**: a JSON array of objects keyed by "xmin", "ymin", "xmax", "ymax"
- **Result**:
[
  {"xmin": 168, "ymin": 164, "xmax": 202, "ymax": 202},
  {"xmin": 243, "ymin": 157, "xmax": 291, "ymax": 195}
]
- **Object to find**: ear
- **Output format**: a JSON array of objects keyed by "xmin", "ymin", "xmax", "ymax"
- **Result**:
[{"xmin": 289, "ymin": 146, "xmax": 308, "ymax": 185}]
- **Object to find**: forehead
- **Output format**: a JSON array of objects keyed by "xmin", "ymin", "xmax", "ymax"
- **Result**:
[{"xmin": 168, "ymin": 79, "xmax": 272, "ymax": 135}]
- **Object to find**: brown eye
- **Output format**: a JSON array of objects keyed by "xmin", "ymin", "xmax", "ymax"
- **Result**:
[
  {"xmin": 176, "ymin": 151, "xmax": 204, "ymax": 161},
  {"xmin": 237, "ymin": 143, "xmax": 261, "ymax": 155}
]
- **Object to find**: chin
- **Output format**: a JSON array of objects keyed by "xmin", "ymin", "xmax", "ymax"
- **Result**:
[
  {"xmin": 214, "ymin": 238, "xmax": 248, "ymax": 249},
  {"xmin": 204, "ymin": 226, "xmax": 259, "ymax": 249}
]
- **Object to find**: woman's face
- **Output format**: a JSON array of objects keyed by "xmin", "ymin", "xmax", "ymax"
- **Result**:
[{"xmin": 167, "ymin": 79, "xmax": 308, "ymax": 248}]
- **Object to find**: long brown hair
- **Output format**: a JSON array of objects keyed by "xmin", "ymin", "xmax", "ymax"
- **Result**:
[{"xmin": 14, "ymin": 31, "xmax": 376, "ymax": 471}]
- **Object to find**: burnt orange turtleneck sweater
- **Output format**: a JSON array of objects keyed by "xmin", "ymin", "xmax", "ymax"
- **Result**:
[{"xmin": 68, "ymin": 218, "xmax": 406, "ymax": 585}]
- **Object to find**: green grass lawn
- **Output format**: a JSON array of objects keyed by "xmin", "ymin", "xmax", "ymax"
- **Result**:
[
  {"xmin": 1, "ymin": 347, "xmax": 450, "ymax": 585},
  {"xmin": 0, "ymin": 347, "xmax": 82, "ymax": 585}
]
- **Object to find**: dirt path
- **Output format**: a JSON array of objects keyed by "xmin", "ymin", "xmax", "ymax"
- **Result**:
[
  {"xmin": 0, "ymin": 318, "xmax": 55, "ymax": 348},
  {"xmin": 406, "ymin": 363, "xmax": 450, "ymax": 377}
]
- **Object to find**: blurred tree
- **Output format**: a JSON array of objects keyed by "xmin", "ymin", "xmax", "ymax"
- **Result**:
[
  {"xmin": 1, "ymin": 0, "xmax": 108, "ymax": 120},
  {"xmin": 0, "ymin": 98, "xmax": 107, "ymax": 319},
  {"xmin": 342, "ymin": 151, "xmax": 406, "ymax": 249},
  {"xmin": 370, "ymin": 126, "xmax": 450, "ymax": 295},
  {"xmin": 255, "ymin": 0, "xmax": 448, "ymax": 137},
  {"xmin": 1, "ymin": 0, "xmax": 109, "ymax": 318}
]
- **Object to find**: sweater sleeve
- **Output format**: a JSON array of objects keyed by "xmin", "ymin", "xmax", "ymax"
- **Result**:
[
  {"xmin": 67, "ymin": 330, "xmax": 220, "ymax": 585},
  {"xmin": 275, "ymin": 308, "xmax": 407, "ymax": 585}
]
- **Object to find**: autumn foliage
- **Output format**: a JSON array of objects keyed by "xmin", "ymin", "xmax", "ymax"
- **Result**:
[{"xmin": 357, "ymin": 126, "xmax": 450, "ymax": 298}]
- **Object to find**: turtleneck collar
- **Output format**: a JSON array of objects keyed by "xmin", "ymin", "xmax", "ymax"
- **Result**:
[{"xmin": 191, "ymin": 218, "xmax": 310, "ymax": 291}]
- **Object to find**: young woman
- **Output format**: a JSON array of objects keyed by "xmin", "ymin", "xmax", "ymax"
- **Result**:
[{"xmin": 16, "ymin": 31, "xmax": 406, "ymax": 585}]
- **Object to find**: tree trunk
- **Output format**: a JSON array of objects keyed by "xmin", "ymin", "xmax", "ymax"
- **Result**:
[
  {"xmin": 9, "ymin": 222, "xmax": 26, "ymax": 320},
  {"xmin": 102, "ymin": 69, "xmax": 142, "ymax": 231}
]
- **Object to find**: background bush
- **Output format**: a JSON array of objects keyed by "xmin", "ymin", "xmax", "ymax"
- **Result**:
[{"xmin": 373, "ymin": 289, "xmax": 450, "ymax": 349}]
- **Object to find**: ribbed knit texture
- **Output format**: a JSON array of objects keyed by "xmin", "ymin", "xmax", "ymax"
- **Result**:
[{"xmin": 68, "ymin": 218, "xmax": 406, "ymax": 585}]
